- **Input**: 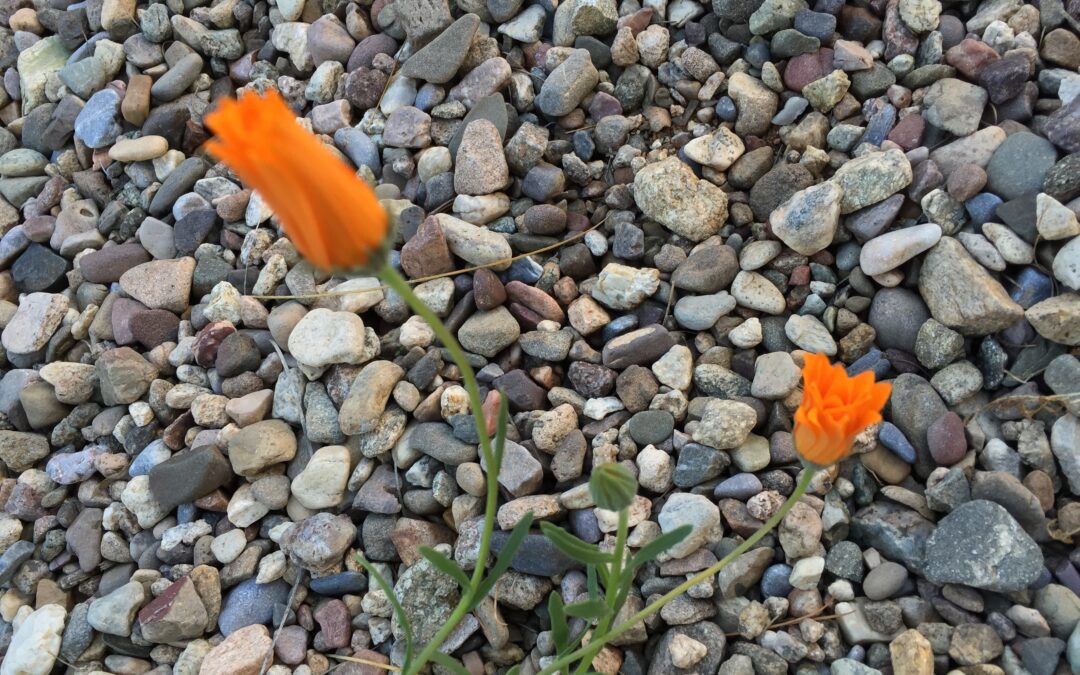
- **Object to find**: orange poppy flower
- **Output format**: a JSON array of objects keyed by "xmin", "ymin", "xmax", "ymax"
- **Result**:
[
  {"xmin": 204, "ymin": 90, "xmax": 388, "ymax": 271},
  {"xmin": 793, "ymin": 353, "xmax": 892, "ymax": 467}
]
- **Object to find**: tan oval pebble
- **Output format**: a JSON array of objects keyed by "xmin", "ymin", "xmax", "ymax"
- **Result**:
[{"xmin": 108, "ymin": 135, "xmax": 169, "ymax": 162}]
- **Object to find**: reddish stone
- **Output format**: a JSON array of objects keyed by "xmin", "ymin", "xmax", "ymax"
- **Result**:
[
  {"xmin": 927, "ymin": 412, "xmax": 967, "ymax": 466},
  {"xmin": 313, "ymin": 599, "xmax": 351, "ymax": 650},
  {"xmin": 883, "ymin": 0, "xmax": 918, "ymax": 61},
  {"xmin": 400, "ymin": 216, "xmax": 454, "ymax": 280},
  {"xmin": 616, "ymin": 7, "xmax": 652, "ymax": 34},
  {"xmin": 389, "ymin": 517, "xmax": 455, "ymax": 565},
  {"xmin": 110, "ymin": 297, "xmax": 149, "ymax": 346},
  {"xmin": 946, "ymin": 164, "xmax": 988, "ymax": 202},
  {"xmin": 193, "ymin": 321, "xmax": 236, "ymax": 368},
  {"xmin": 473, "ymin": 268, "xmax": 506, "ymax": 311},
  {"xmin": 505, "ymin": 280, "xmax": 565, "ymax": 323},
  {"xmin": 783, "ymin": 49, "xmax": 835, "ymax": 92},
  {"xmin": 944, "ymin": 39, "xmax": 1001, "ymax": 79},
  {"xmin": 274, "ymin": 625, "xmax": 309, "ymax": 665},
  {"xmin": 887, "ymin": 113, "xmax": 925, "ymax": 151},
  {"xmin": 789, "ymin": 265, "xmax": 811, "ymax": 286},
  {"xmin": 163, "ymin": 410, "xmax": 195, "ymax": 450},
  {"xmin": 338, "ymin": 649, "xmax": 390, "ymax": 675}
]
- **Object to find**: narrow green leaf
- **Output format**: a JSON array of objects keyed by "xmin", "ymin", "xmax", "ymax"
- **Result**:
[
  {"xmin": 589, "ymin": 463, "xmax": 637, "ymax": 512},
  {"xmin": 419, "ymin": 546, "xmax": 471, "ymax": 589},
  {"xmin": 429, "ymin": 651, "xmax": 470, "ymax": 675},
  {"xmin": 475, "ymin": 512, "xmax": 535, "ymax": 600},
  {"xmin": 586, "ymin": 565, "xmax": 600, "ymax": 600},
  {"xmin": 539, "ymin": 522, "xmax": 614, "ymax": 565},
  {"xmin": 356, "ymin": 554, "xmax": 414, "ymax": 666},
  {"xmin": 630, "ymin": 525, "xmax": 693, "ymax": 568},
  {"xmin": 563, "ymin": 598, "xmax": 611, "ymax": 621},
  {"xmin": 493, "ymin": 392, "xmax": 510, "ymax": 461},
  {"xmin": 548, "ymin": 592, "xmax": 569, "ymax": 652}
]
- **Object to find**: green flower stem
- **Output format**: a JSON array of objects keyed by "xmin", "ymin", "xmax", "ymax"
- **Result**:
[
  {"xmin": 378, "ymin": 262, "xmax": 500, "ymax": 674},
  {"xmin": 539, "ymin": 468, "xmax": 819, "ymax": 675},
  {"xmin": 573, "ymin": 508, "xmax": 631, "ymax": 675}
]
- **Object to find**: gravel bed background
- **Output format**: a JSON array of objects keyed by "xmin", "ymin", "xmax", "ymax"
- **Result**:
[{"xmin": 0, "ymin": 0, "xmax": 1079, "ymax": 673}]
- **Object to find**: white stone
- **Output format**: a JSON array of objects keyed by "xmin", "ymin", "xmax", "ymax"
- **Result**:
[
  {"xmin": 731, "ymin": 271, "xmax": 786, "ymax": 314},
  {"xmin": 790, "ymin": 556, "xmax": 826, "ymax": 590},
  {"xmin": 673, "ymin": 291, "xmax": 737, "ymax": 330},
  {"xmin": 652, "ymin": 345, "xmax": 693, "ymax": 390},
  {"xmin": 657, "ymin": 493, "xmax": 722, "ymax": 560},
  {"xmin": 636, "ymin": 445, "xmax": 673, "ymax": 492},
  {"xmin": 1053, "ymin": 236, "xmax": 1080, "ymax": 291},
  {"xmin": 291, "ymin": 445, "xmax": 352, "ymax": 509},
  {"xmin": 983, "ymin": 222, "xmax": 1034, "ymax": 264},
  {"xmin": 592, "ymin": 263, "xmax": 660, "ymax": 310},
  {"xmin": 1036, "ymin": 193, "xmax": 1080, "ymax": 241},
  {"xmin": 682, "ymin": 127, "xmax": 745, "ymax": 171},
  {"xmin": 3, "ymin": 604, "xmax": 65, "ymax": 675},
  {"xmin": 729, "ymin": 318, "xmax": 763, "ymax": 348},
  {"xmin": 785, "ymin": 314, "xmax": 838, "ymax": 356},
  {"xmin": 211, "ymin": 528, "xmax": 247, "ymax": 564},
  {"xmin": 334, "ymin": 277, "xmax": 385, "ymax": 314},
  {"xmin": 584, "ymin": 397, "xmax": 625, "ymax": 420},
  {"xmin": 771, "ymin": 181, "xmax": 843, "ymax": 256},
  {"xmin": 859, "ymin": 223, "xmax": 941, "ymax": 276},
  {"xmin": 287, "ymin": 308, "xmax": 371, "ymax": 369}
]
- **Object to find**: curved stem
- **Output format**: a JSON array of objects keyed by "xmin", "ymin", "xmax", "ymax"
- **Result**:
[
  {"xmin": 541, "ymin": 468, "xmax": 818, "ymax": 675},
  {"xmin": 379, "ymin": 262, "xmax": 501, "ymax": 674}
]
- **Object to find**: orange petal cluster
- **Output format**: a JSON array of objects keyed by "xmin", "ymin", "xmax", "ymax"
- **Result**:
[
  {"xmin": 204, "ymin": 90, "xmax": 388, "ymax": 271},
  {"xmin": 793, "ymin": 353, "xmax": 892, "ymax": 467}
]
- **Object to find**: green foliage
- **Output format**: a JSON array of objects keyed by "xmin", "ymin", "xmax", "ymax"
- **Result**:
[{"xmin": 588, "ymin": 462, "xmax": 637, "ymax": 512}]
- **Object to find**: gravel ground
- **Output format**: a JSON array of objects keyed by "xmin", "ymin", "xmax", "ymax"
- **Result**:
[{"xmin": 0, "ymin": 0, "xmax": 1079, "ymax": 673}]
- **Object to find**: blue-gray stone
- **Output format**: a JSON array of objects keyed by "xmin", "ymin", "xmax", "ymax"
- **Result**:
[
  {"xmin": 309, "ymin": 571, "xmax": 368, "ymax": 595},
  {"xmin": 0, "ymin": 540, "xmax": 34, "ymax": 584},
  {"xmin": 1010, "ymin": 267, "xmax": 1054, "ymax": 309},
  {"xmin": 73, "ymin": 88, "xmax": 122, "ymax": 148},
  {"xmin": 966, "ymin": 192, "xmax": 1004, "ymax": 227},
  {"xmin": 716, "ymin": 96, "xmax": 737, "ymax": 122},
  {"xmin": 847, "ymin": 348, "xmax": 890, "ymax": 380},
  {"xmin": 761, "ymin": 563, "xmax": 793, "ymax": 597},
  {"xmin": 674, "ymin": 443, "xmax": 729, "ymax": 488},
  {"xmin": 923, "ymin": 500, "xmax": 1043, "ymax": 592},
  {"xmin": 601, "ymin": 314, "xmax": 638, "ymax": 343},
  {"xmin": 569, "ymin": 508, "xmax": 602, "ymax": 544},
  {"xmin": 492, "ymin": 532, "xmax": 578, "ymax": 576},
  {"xmin": 771, "ymin": 96, "xmax": 808, "ymax": 125},
  {"xmin": 714, "ymin": 473, "xmax": 763, "ymax": 500},
  {"xmin": 878, "ymin": 422, "xmax": 916, "ymax": 464},
  {"xmin": 860, "ymin": 102, "xmax": 897, "ymax": 147},
  {"xmin": 128, "ymin": 440, "xmax": 171, "ymax": 476},
  {"xmin": 850, "ymin": 501, "xmax": 935, "ymax": 573},
  {"xmin": 217, "ymin": 578, "xmax": 293, "ymax": 636},
  {"xmin": 503, "ymin": 257, "xmax": 543, "ymax": 284},
  {"xmin": 334, "ymin": 127, "xmax": 381, "ymax": 176}
]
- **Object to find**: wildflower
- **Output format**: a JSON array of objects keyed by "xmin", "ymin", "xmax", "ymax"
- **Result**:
[
  {"xmin": 793, "ymin": 353, "xmax": 892, "ymax": 467},
  {"xmin": 204, "ymin": 89, "xmax": 388, "ymax": 271}
]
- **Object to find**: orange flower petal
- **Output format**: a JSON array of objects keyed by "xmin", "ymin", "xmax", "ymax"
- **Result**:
[
  {"xmin": 794, "ymin": 353, "xmax": 892, "ymax": 467},
  {"xmin": 204, "ymin": 90, "xmax": 388, "ymax": 271}
]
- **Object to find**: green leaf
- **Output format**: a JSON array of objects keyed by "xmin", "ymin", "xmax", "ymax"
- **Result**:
[
  {"xmin": 539, "ymin": 522, "xmax": 614, "ymax": 565},
  {"xmin": 475, "ymin": 512, "xmax": 534, "ymax": 600},
  {"xmin": 630, "ymin": 525, "xmax": 693, "ymax": 568},
  {"xmin": 493, "ymin": 391, "xmax": 510, "ymax": 461},
  {"xmin": 419, "ymin": 546, "xmax": 471, "ymax": 589},
  {"xmin": 429, "ymin": 651, "xmax": 470, "ymax": 675},
  {"xmin": 356, "ymin": 554, "xmax": 414, "ymax": 667},
  {"xmin": 586, "ymin": 565, "xmax": 600, "ymax": 600},
  {"xmin": 589, "ymin": 463, "xmax": 637, "ymax": 512},
  {"xmin": 563, "ymin": 598, "xmax": 611, "ymax": 621},
  {"xmin": 548, "ymin": 592, "xmax": 569, "ymax": 652}
]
